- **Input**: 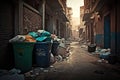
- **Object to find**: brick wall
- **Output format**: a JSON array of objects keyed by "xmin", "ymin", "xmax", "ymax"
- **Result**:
[{"xmin": 23, "ymin": 4, "xmax": 42, "ymax": 34}]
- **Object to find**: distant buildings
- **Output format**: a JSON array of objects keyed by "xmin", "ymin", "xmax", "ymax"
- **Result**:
[
  {"xmin": 66, "ymin": 7, "xmax": 73, "ymax": 39},
  {"xmin": 79, "ymin": 6, "xmax": 85, "ymax": 40}
]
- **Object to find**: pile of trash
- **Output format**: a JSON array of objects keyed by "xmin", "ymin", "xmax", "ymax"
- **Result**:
[
  {"xmin": 95, "ymin": 48, "xmax": 111, "ymax": 60},
  {"xmin": 50, "ymin": 38, "xmax": 71, "ymax": 64},
  {"xmin": 9, "ymin": 30, "xmax": 71, "ymax": 73},
  {"xmin": 80, "ymin": 43, "xmax": 111, "ymax": 60},
  {"xmin": 0, "ymin": 68, "xmax": 24, "ymax": 80},
  {"xmin": 24, "ymin": 66, "xmax": 57, "ymax": 79},
  {"xmin": 9, "ymin": 30, "xmax": 52, "ymax": 42}
]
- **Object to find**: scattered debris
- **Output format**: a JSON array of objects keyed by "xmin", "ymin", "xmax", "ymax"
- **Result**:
[
  {"xmin": 80, "ymin": 45, "xmax": 87, "ymax": 48},
  {"xmin": 55, "ymin": 55, "xmax": 63, "ymax": 62},
  {"xmin": 97, "ymin": 59, "xmax": 108, "ymax": 63},
  {"xmin": 9, "ymin": 68, "xmax": 21, "ymax": 74},
  {"xmin": 24, "ymin": 66, "xmax": 58, "ymax": 78},
  {"xmin": 43, "ymin": 70, "xmax": 49, "ymax": 73}
]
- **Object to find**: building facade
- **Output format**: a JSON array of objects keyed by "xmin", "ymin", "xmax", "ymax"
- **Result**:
[
  {"xmin": 66, "ymin": 7, "xmax": 73, "ymax": 40},
  {"xmin": 0, "ymin": 0, "xmax": 69, "ymax": 69},
  {"xmin": 79, "ymin": 6, "xmax": 85, "ymax": 40},
  {"xmin": 83, "ymin": 0, "xmax": 120, "ymax": 63}
]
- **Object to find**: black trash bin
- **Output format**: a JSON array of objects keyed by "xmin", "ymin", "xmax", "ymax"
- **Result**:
[
  {"xmin": 51, "ymin": 41, "xmax": 59, "ymax": 56},
  {"xmin": 88, "ymin": 44, "xmax": 96, "ymax": 52},
  {"xmin": 33, "ymin": 42, "xmax": 52, "ymax": 68}
]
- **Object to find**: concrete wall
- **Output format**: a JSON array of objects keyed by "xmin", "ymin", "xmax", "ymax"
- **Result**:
[
  {"xmin": 95, "ymin": 5, "xmax": 110, "ymax": 48},
  {"xmin": 110, "ymin": 6, "xmax": 116, "ymax": 54},
  {"xmin": 116, "ymin": 1, "xmax": 120, "ymax": 54},
  {"xmin": 0, "ymin": 1, "xmax": 15, "ymax": 69}
]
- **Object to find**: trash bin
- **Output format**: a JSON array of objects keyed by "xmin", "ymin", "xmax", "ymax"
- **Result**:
[
  {"xmin": 33, "ymin": 42, "xmax": 52, "ymax": 68},
  {"xmin": 88, "ymin": 44, "xmax": 96, "ymax": 52},
  {"xmin": 51, "ymin": 41, "xmax": 59, "ymax": 56},
  {"xmin": 12, "ymin": 42, "xmax": 34, "ymax": 73}
]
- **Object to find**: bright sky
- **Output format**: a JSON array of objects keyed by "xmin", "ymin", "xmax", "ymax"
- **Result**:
[
  {"xmin": 67, "ymin": 0, "xmax": 84, "ymax": 30},
  {"xmin": 67, "ymin": 0, "xmax": 84, "ymax": 17}
]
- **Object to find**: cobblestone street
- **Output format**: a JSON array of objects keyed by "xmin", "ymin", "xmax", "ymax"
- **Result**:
[{"xmin": 26, "ymin": 42, "xmax": 120, "ymax": 80}]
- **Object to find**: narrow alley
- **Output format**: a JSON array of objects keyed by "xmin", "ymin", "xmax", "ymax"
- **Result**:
[
  {"xmin": 26, "ymin": 42, "xmax": 120, "ymax": 80},
  {"xmin": 0, "ymin": 0, "xmax": 120, "ymax": 80}
]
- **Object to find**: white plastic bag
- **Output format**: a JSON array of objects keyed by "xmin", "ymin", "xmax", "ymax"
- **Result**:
[{"xmin": 9, "ymin": 35, "xmax": 25, "ymax": 42}]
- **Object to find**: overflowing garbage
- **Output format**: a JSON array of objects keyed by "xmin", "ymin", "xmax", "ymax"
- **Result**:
[
  {"xmin": 9, "ymin": 30, "xmax": 52, "ymax": 42},
  {"xmin": 9, "ymin": 30, "xmax": 71, "ymax": 74},
  {"xmin": 50, "ymin": 38, "xmax": 71, "ymax": 63},
  {"xmin": 80, "ymin": 42, "xmax": 111, "ymax": 62}
]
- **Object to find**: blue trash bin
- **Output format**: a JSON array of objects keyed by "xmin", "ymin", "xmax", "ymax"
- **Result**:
[
  {"xmin": 34, "ymin": 42, "xmax": 52, "ymax": 68},
  {"xmin": 51, "ymin": 41, "xmax": 59, "ymax": 56}
]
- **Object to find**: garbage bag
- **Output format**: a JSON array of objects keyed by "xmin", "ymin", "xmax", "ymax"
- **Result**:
[
  {"xmin": 25, "ymin": 35, "xmax": 36, "ymax": 42},
  {"xmin": 44, "ymin": 36, "xmax": 52, "ymax": 42},
  {"xmin": 37, "ymin": 30, "xmax": 44, "ymax": 33},
  {"xmin": 38, "ymin": 30, "xmax": 51, "ymax": 37},
  {"xmin": 36, "ymin": 36, "xmax": 47, "ymax": 42},
  {"xmin": 100, "ymin": 52, "xmax": 110, "ymax": 59},
  {"xmin": 28, "ymin": 32, "xmax": 38, "ymax": 38},
  {"xmin": 9, "ymin": 68, "xmax": 21, "ymax": 74},
  {"xmin": 50, "ymin": 53, "xmax": 55, "ymax": 64},
  {"xmin": 9, "ymin": 35, "xmax": 25, "ymax": 42}
]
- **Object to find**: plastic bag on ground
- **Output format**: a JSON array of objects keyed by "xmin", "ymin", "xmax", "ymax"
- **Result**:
[
  {"xmin": 55, "ymin": 55, "xmax": 63, "ymax": 62},
  {"xmin": 59, "ymin": 38, "xmax": 66, "ymax": 48},
  {"xmin": 9, "ymin": 68, "xmax": 21, "ymax": 74},
  {"xmin": 50, "ymin": 53, "xmax": 56, "ymax": 64},
  {"xmin": 100, "ymin": 52, "xmax": 111, "ymax": 59},
  {"xmin": 99, "ymin": 48, "xmax": 111, "ymax": 59}
]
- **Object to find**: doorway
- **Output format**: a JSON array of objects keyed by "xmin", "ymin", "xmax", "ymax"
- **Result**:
[{"xmin": 104, "ymin": 14, "xmax": 111, "ymax": 49}]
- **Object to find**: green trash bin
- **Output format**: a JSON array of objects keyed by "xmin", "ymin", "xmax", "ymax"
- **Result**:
[{"xmin": 12, "ymin": 42, "xmax": 34, "ymax": 73}]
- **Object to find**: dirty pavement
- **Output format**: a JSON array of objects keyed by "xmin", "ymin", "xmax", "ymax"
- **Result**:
[{"xmin": 24, "ymin": 42, "xmax": 120, "ymax": 80}]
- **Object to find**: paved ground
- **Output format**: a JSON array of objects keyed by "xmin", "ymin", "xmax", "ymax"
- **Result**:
[{"xmin": 26, "ymin": 42, "xmax": 120, "ymax": 80}]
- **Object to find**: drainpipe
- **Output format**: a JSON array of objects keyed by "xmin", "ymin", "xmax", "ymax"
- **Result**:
[{"xmin": 42, "ymin": 0, "xmax": 45, "ymax": 30}]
